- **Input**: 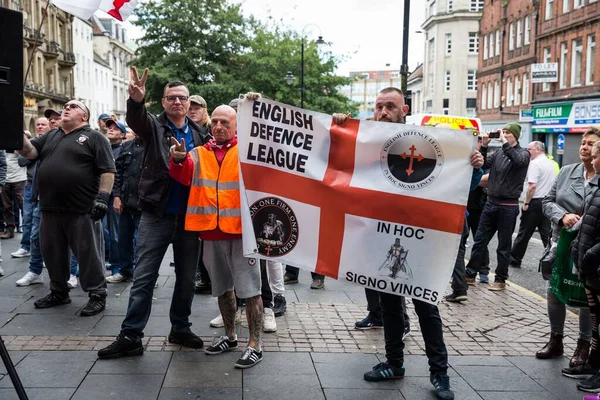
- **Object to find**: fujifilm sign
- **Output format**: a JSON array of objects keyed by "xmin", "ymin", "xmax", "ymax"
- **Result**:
[{"xmin": 531, "ymin": 63, "xmax": 558, "ymax": 83}]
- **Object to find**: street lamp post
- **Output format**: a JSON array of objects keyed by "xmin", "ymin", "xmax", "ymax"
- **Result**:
[
  {"xmin": 300, "ymin": 25, "xmax": 325, "ymax": 109},
  {"xmin": 400, "ymin": 0, "xmax": 411, "ymax": 94}
]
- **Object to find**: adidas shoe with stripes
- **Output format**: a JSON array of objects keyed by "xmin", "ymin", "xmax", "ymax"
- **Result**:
[
  {"xmin": 364, "ymin": 361, "xmax": 405, "ymax": 382},
  {"xmin": 205, "ymin": 336, "xmax": 238, "ymax": 355},
  {"xmin": 234, "ymin": 346, "xmax": 263, "ymax": 369}
]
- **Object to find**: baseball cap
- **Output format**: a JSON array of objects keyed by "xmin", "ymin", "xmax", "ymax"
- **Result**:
[
  {"xmin": 229, "ymin": 98, "xmax": 240, "ymax": 108},
  {"xmin": 98, "ymin": 113, "xmax": 111, "ymax": 121},
  {"xmin": 105, "ymin": 119, "xmax": 127, "ymax": 134},
  {"xmin": 189, "ymin": 95, "xmax": 207, "ymax": 107},
  {"xmin": 44, "ymin": 109, "xmax": 61, "ymax": 118}
]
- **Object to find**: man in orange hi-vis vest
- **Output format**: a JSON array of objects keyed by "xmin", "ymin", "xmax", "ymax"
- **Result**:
[{"xmin": 169, "ymin": 102, "xmax": 264, "ymax": 369}]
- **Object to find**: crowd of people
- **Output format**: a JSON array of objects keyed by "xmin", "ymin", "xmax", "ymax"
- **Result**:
[{"xmin": 6, "ymin": 64, "xmax": 600, "ymax": 397}]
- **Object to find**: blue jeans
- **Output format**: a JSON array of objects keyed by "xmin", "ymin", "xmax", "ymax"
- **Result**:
[
  {"xmin": 20, "ymin": 183, "xmax": 33, "ymax": 251},
  {"xmin": 121, "ymin": 213, "xmax": 200, "ymax": 338},
  {"xmin": 28, "ymin": 201, "xmax": 43, "ymax": 275},
  {"xmin": 70, "ymin": 255, "xmax": 79, "ymax": 277},
  {"xmin": 117, "ymin": 210, "xmax": 141, "ymax": 279},
  {"xmin": 466, "ymin": 202, "xmax": 520, "ymax": 282},
  {"xmin": 103, "ymin": 197, "xmax": 120, "ymax": 273}
]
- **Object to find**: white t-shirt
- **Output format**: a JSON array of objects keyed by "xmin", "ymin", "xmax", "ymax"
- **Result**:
[{"xmin": 526, "ymin": 154, "xmax": 556, "ymax": 199}]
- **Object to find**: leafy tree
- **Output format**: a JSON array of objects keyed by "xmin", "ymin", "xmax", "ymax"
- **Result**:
[{"xmin": 131, "ymin": 0, "xmax": 356, "ymax": 115}]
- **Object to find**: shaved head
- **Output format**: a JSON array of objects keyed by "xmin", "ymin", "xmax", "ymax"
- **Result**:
[{"xmin": 210, "ymin": 105, "xmax": 237, "ymax": 144}]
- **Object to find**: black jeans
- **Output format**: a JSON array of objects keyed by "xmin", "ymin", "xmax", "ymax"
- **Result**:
[
  {"xmin": 365, "ymin": 288, "xmax": 410, "ymax": 330},
  {"xmin": 509, "ymin": 198, "xmax": 551, "ymax": 266},
  {"xmin": 466, "ymin": 208, "xmax": 489, "ymax": 268},
  {"xmin": 197, "ymin": 241, "xmax": 211, "ymax": 283},
  {"xmin": 285, "ymin": 265, "xmax": 323, "ymax": 281},
  {"xmin": 380, "ymin": 292, "xmax": 448, "ymax": 375},
  {"xmin": 117, "ymin": 210, "xmax": 141, "ymax": 279},
  {"xmin": 466, "ymin": 202, "xmax": 519, "ymax": 282},
  {"xmin": 451, "ymin": 219, "xmax": 469, "ymax": 294}
]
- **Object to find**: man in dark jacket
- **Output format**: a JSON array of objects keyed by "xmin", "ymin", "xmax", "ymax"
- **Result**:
[
  {"xmin": 106, "ymin": 131, "xmax": 144, "ymax": 283},
  {"xmin": 465, "ymin": 123, "xmax": 530, "ymax": 291},
  {"xmin": 98, "ymin": 67, "xmax": 211, "ymax": 359}
]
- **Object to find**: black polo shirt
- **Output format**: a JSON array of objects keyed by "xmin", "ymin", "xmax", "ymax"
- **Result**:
[{"xmin": 32, "ymin": 125, "xmax": 116, "ymax": 213}]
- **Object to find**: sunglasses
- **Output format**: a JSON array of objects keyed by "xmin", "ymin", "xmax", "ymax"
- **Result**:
[{"xmin": 163, "ymin": 95, "xmax": 189, "ymax": 103}]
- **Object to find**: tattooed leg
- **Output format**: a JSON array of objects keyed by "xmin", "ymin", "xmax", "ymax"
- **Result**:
[
  {"xmin": 245, "ymin": 295, "xmax": 263, "ymax": 349},
  {"xmin": 218, "ymin": 290, "xmax": 237, "ymax": 340}
]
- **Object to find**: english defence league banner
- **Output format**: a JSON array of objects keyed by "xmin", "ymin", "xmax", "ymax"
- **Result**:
[{"xmin": 237, "ymin": 98, "xmax": 475, "ymax": 305}]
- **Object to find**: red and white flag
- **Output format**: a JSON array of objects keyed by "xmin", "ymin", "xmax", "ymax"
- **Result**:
[
  {"xmin": 238, "ymin": 98, "xmax": 475, "ymax": 305},
  {"xmin": 50, "ymin": 0, "xmax": 138, "ymax": 21}
]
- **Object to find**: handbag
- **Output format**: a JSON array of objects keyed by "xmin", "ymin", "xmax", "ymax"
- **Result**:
[
  {"xmin": 550, "ymin": 228, "xmax": 588, "ymax": 308},
  {"xmin": 539, "ymin": 241, "xmax": 556, "ymax": 281}
]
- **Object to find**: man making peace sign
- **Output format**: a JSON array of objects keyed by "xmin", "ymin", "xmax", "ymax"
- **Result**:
[{"xmin": 98, "ymin": 68, "xmax": 211, "ymax": 359}]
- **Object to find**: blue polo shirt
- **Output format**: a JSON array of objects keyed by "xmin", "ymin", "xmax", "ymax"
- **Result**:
[{"xmin": 166, "ymin": 118, "xmax": 195, "ymax": 215}]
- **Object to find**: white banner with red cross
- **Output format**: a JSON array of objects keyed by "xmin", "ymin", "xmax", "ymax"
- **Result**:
[
  {"xmin": 237, "ymin": 98, "xmax": 475, "ymax": 305},
  {"xmin": 50, "ymin": 0, "xmax": 138, "ymax": 21}
]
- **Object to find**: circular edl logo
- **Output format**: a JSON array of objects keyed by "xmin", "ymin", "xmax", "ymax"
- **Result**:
[
  {"xmin": 380, "ymin": 130, "xmax": 444, "ymax": 190},
  {"xmin": 250, "ymin": 197, "xmax": 299, "ymax": 257}
]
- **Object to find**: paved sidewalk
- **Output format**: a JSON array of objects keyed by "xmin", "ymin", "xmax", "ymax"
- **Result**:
[{"xmin": 0, "ymin": 236, "xmax": 588, "ymax": 399}]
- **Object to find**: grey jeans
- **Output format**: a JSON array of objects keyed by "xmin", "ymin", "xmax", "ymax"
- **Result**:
[{"xmin": 547, "ymin": 286, "xmax": 592, "ymax": 339}]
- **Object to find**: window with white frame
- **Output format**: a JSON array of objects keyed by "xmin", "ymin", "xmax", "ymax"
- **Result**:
[
  {"xmin": 467, "ymin": 70, "xmax": 477, "ymax": 91},
  {"xmin": 484, "ymin": 34, "xmax": 489, "ymax": 60},
  {"xmin": 571, "ymin": 38, "xmax": 583, "ymax": 87},
  {"xmin": 509, "ymin": 23, "xmax": 515, "ymax": 51},
  {"xmin": 445, "ymin": 70, "xmax": 451, "ymax": 91},
  {"xmin": 494, "ymin": 80, "xmax": 500, "ymax": 108},
  {"xmin": 495, "ymin": 29, "xmax": 501, "ymax": 56},
  {"xmin": 428, "ymin": 1, "xmax": 437, "ymax": 18},
  {"xmin": 428, "ymin": 73, "xmax": 434, "ymax": 94},
  {"xmin": 574, "ymin": 0, "xmax": 584, "ymax": 9},
  {"xmin": 470, "ymin": 0, "xmax": 483, "ymax": 11},
  {"xmin": 522, "ymin": 73, "xmax": 529, "ymax": 104},
  {"xmin": 445, "ymin": 33, "xmax": 452, "ymax": 55},
  {"xmin": 506, "ymin": 76, "xmax": 513, "ymax": 107},
  {"xmin": 481, "ymin": 84, "xmax": 487, "ymax": 110},
  {"xmin": 488, "ymin": 81, "xmax": 494, "ymax": 109},
  {"xmin": 543, "ymin": 47, "xmax": 552, "ymax": 91},
  {"xmin": 447, "ymin": 0, "xmax": 453, "ymax": 12},
  {"xmin": 524, "ymin": 16, "xmax": 531, "ymax": 45},
  {"xmin": 466, "ymin": 98, "xmax": 477, "ymax": 117},
  {"xmin": 587, "ymin": 35, "xmax": 595, "ymax": 85},
  {"xmin": 560, "ymin": 42, "xmax": 568, "ymax": 88},
  {"xmin": 428, "ymin": 38, "xmax": 435, "ymax": 62},
  {"xmin": 545, "ymin": 0, "xmax": 554, "ymax": 20},
  {"xmin": 516, "ymin": 20, "xmax": 522, "ymax": 48},
  {"xmin": 514, "ymin": 75, "xmax": 521, "ymax": 106},
  {"xmin": 469, "ymin": 33, "xmax": 479, "ymax": 53},
  {"xmin": 563, "ymin": 0, "xmax": 570, "ymax": 13},
  {"xmin": 490, "ymin": 32, "xmax": 495, "ymax": 59}
]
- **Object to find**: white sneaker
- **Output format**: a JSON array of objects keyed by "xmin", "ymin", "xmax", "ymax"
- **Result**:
[
  {"xmin": 16, "ymin": 271, "xmax": 43, "ymax": 286},
  {"xmin": 11, "ymin": 248, "xmax": 31, "ymax": 258},
  {"xmin": 67, "ymin": 274, "xmax": 78, "ymax": 289},
  {"xmin": 210, "ymin": 309, "xmax": 242, "ymax": 328},
  {"xmin": 262, "ymin": 308, "xmax": 277, "ymax": 333},
  {"xmin": 106, "ymin": 273, "xmax": 128, "ymax": 283}
]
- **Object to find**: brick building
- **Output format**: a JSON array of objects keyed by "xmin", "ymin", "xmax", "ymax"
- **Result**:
[
  {"xmin": 477, "ymin": 0, "xmax": 537, "ymax": 146},
  {"xmin": 533, "ymin": 0, "xmax": 600, "ymax": 165}
]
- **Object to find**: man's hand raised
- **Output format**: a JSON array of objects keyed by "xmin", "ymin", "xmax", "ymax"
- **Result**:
[
  {"xmin": 332, "ymin": 113, "xmax": 350, "ymax": 126},
  {"xmin": 170, "ymin": 137, "xmax": 187, "ymax": 163},
  {"xmin": 129, "ymin": 66, "xmax": 149, "ymax": 104}
]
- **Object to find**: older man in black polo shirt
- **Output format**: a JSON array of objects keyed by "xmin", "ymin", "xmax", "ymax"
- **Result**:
[{"xmin": 19, "ymin": 99, "xmax": 115, "ymax": 317}]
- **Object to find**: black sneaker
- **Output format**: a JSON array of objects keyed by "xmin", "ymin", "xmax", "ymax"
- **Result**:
[
  {"xmin": 234, "ymin": 346, "xmax": 263, "ymax": 369},
  {"xmin": 34, "ymin": 292, "xmax": 71, "ymax": 309},
  {"xmin": 194, "ymin": 280, "xmax": 212, "ymax": 295},
  {"xmin": 284, "ymin": 273, "xmax": 298, "ymax": 284},
  {"xmin": 444, "ymin": 292, "xmax": 467, "ymax": 303},
  {"xmin": 578, "ymin": 371, "xmax": 600, "ymax": 392},
  {"xmin": 80, "ymin": 294, "xmax": 106, "ymax": 316},
  {"xmin": 97, "ymin": 333, "xmax": 143, "ymax": 359},
  {"xmin": 272, "ymin": 294, "xmax": 287, "ymax": 317},
  {"xmin": 168, "ymin": 330, "xmax": 204, "ymax": 349},
  {"xmin": 431, "ymin": 374, "xmax": 454, "ymax": 400},
  {"xmin": 205, "ymin": 336, "xmax": 238, "ymax": 355},
  {"xmin": 364, "ymin": 361, "xmax": 405, "ymax": 381},
  {"xmin": 563, "ymin": 362, "xmax": 599, "ymax": 379},
  {"xmin": 355, "ymin": 314, "xmax": 383, "ymax": 330}
]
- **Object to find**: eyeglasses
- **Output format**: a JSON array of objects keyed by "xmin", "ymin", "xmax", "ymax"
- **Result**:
[
  {"xmin": 62, "ymin": 103, "xmax": 86, "ymax": 112},
  {"xmin": 164, "ymin": 95, "xmax": 189, "ymax": 102}
]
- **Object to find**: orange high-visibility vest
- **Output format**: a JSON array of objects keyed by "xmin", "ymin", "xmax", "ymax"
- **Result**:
[{"xmin": 185, "ymin": 145, "xmax": 241, "ymax": 233}]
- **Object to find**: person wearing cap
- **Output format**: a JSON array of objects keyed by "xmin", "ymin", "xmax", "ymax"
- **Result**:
[
  {"xmin": 465, "ymin": 122, "xmax": 530, "ymax": 291},
  {"xmin": 104, "ymin": 119, "xmax": 127, "ymax": 279},
  {"xmin": 18, "ymin": 99, "xmax": 116, "ymax": 316},
  {"xmin": 229, "ymin": 98, "xmax": 240, "ymax": 112},
  {"xmin": 44, "ymin": 109, "xmax": 62, "ymax": 130},
  {"xmin": 188, "ymin": 95, "xmax": 211, "ymax": 128},
  {"xmin": 98, "ymin": 113, "xmax": 112, "ymax": 135}
]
